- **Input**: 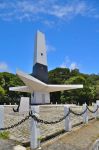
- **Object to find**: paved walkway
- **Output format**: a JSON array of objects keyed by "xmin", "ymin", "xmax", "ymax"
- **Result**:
[
  {"xmin": 0, "ymin": 120, "xmax": 99, "ymax": 150},
  {"xmin": 40, "ymin": 120, "xmax": 99, "ymax": 150}
]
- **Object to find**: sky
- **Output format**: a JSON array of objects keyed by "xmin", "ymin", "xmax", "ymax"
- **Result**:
[{"xmin": 0, "ymin": 0, "xmax": 99, "ymax": 74}]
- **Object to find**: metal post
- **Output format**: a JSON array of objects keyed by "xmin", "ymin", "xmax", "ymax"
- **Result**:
[
  {"xmin": 30, "ymin": 106, "xmax": 40, "ymax": 150},
  {"xmin": 0, "ymin": 105, "xmax": 4, "ymax": 129},
  {"xmin": 94, "ymin": 103, "xmax": 98, "ymax": 119},
  {"xmin": 64, "ymin": 106, "xmax": 71, "ymax": 131},
  {"xmin": 82, "ymin": 103, "xmax": 88, "ymax": 124}
]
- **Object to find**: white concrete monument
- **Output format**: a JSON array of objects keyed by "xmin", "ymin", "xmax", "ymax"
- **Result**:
[{"xmin": 9, "ymin": 30, "xmax": 83, "ymax": 104}]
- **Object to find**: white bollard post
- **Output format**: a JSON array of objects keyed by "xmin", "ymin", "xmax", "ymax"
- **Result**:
[
  {"xmin": 0, "ymin": 105, "xmax": 4, "ymax": 129},
  {"xmin": 96, "ymin": 101, "xmax": 99, "ymax": 118},
  {"xmin": 96, "ymin": 100, "xmax": 99, "ymax": 106},
  {"xmin": 94, "ymin": 104, "xmax": 98, "ymax": 119},
  {"xmin": 19, "ymin": 97, "xmax": 30, "ymax": 114},
  {"xmin": 64, "ymin": 106, "xmax": 71, "ymax": 131},
  {"xmin": 30, "ymin": 106, "xmax": 40, "ymax": 150},
  {"xmin": 82, "ymin": 103, "xmax": 88, "ymax": 124}
]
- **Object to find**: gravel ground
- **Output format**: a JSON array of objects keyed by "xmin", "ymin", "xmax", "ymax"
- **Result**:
[
  {"xmin": 40, "ymin": 120, "xmax": 99, "ymax": 150},
  {"xmin": 3, "ymin": 105, "xmax": 94, "ymax": 143}
]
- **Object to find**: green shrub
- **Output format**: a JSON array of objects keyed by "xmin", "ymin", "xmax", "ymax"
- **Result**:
[{"xmin": 0, "ymin": 131, "xmax": 9, "ymax": 139}]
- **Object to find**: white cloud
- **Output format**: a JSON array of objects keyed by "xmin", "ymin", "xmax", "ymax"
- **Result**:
[
  {"xmin": 60, "ymin": 56, "xmax": 79, "ymax": 70},
  {"xmin": 60, "ymin": 63, "xmax": 66, "ymax": 68},
  {"xmin": 43, "ymin": 20, "xmax": 55, "ymax": 28},
  {"xmin": 46, "ymin": 44, "xmax": 56, "ymax": 52},
  {"xmin": 69, "ymin": 62, "xmax": 78, "ymax": 70},
  {"xmin": 0, "ymin": 0, "xmax": 98, "ymax": 24},
  {"xmin": 60, "ymin": 56, "xmax": 70, "ymax": 68},
  {"xmin": 48, "ymin": 1, "xmax": 89, "ymax": 19},
  {"xmin": 0, "ymin": 62, "xmax": 9, "ymax": 72}
]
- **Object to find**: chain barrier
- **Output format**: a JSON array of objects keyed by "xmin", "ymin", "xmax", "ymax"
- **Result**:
[
  {"xmin": 13, "ymin": 105, "xmax": 20, "ymax": 112},
  {"xmin": 0, "ymin": 105, "xmax": 99, "ymax": 130},
  {"xmin": 86, "ymin": 105, "xmax": 99, "ymax": 113},
  {"xmin": 0, "ymin": 115, "xmax": 30, "ymax": 131},
  {"xmin": 29, "ymin": 110, "xmax": 70, "ymax": 124},
  {"xmin": 69, "ymin": 107, "xmax": 87, "ymax": 116}
]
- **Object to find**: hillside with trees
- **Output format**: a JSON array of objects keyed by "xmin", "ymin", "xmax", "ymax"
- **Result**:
[
  {"xmin": 0, "ymin": 68, "xmax": 99, "ymax": 105},
  {"xmin": 0, "ymin": 72, "xmax": 28, "ymax": 104},
  {"xmin": 48, "ymin": 68, "xmax": 99, "ymax": 105}
]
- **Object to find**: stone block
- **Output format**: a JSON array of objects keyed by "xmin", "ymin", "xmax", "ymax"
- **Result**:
[{"xmin": 13, "ymin": 145, "xmax": 26, "ymax": 150}]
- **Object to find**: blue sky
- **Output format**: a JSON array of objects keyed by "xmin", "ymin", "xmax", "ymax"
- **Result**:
[{"xmin": 0, "ymin": 0, "xmax": 99, "ymax": 74}]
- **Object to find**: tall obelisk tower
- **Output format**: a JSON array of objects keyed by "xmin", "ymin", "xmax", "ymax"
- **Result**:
[{"xmin": 31, "ymin": 30, "xmax": 50, "ymax": 104}]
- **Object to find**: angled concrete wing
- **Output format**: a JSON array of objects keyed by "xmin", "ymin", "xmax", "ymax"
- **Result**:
[
  {"xmin": 46, "ymin": 84, "xmax": 83, "ymax": 92},
  {"xmin": 9, "ymin": 71, "xmax": 83, "ymax": 93},
  {"xmin": 9, "ymin": 86, "xmax": 32, "ymax": 93},
  {"xmin": 17, "ymin": 70, "xmax": 46, "ymax": 90},
  {"xmin": 10, "ymin": 70, "xmax": 47, "ymax": 92}
]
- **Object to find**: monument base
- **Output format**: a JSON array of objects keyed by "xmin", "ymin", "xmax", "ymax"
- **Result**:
[{"xmin": 31, "ymin": 92, "xmax": 50, "ymax": 105}]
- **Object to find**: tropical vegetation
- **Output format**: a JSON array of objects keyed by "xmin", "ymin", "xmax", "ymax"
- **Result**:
[{"xmin": 0, "ymin": 68, "xmax": 99, "ymax": 105}]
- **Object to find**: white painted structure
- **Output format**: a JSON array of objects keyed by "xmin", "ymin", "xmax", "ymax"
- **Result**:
[
  {"xmin": 32, "ymin": 31, "xmax": 49, "ymax": 104},
  {"xmin": 64, "ymin": 106, "xmax": 71, "ymax": 131},
  {"xmin": 92, "ymin": 139, "xmax": 99, "ymax": 150},
  {"xmin": 30, "ymin": 106, "xmax": 40, "ymax": 149},
  {"xmin": 96, "ymin": 100, "xmax": 99, "ymax": 106},
  {"xmin": 19, "ymin": 97, "xmax": 29, "ymax": 114},
  {"xmin": 94, "ymin": 103, "xmax": 98, "ymax": 119},
  {"xmin": 0, "ymin": 105, "xmax": 4, "ymax": 129},
  {"xmin": 9, "ymin": 70, "xmax": 83, "ymax": 93},
  {"xmin": 9, "ymin": 30, "xmax": 83, "ymax": 104},
  {"xmin": 31, "ymin": 92, "xmax": 50, "ymax": 104},
  {"xmin": 82, "ymin": 103, "xmax": 88, "ymax": 124},
  {"xmin": 34, "ymin": 30, "xmax": 47, "ymax": 66}
]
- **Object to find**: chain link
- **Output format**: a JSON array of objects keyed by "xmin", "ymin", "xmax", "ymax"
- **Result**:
[
  {"xmin": 13, "ymin": 105, "xmax": 20, "ymax": 112},
  {"xmin": 30, "ymin": 110, "xmax": 70, "ymax": 124},
  {"xmin": 0, "ymin": 115, "xmax": 30, "ymax": 131},
  {"xmin": 86, "ymin": 105, "xmax": 98, "ymax": 113},
  {"xmin": 69, "ymin": 107, "xmax": 88, "ymax": 116}
]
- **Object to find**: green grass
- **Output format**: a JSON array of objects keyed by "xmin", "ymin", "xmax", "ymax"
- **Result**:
[
  {"xmin": 0, "ymin": 131, "xmax": 10, "ymax": 139},
  {"xmin": 96, "ymin": 117, "xmax": 99, "ymax": 121}
]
